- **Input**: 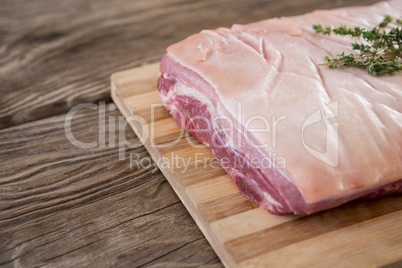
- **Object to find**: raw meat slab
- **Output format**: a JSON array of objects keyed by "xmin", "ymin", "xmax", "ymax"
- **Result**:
[
  {"xmin": 158, "ymin": 0, "xmax": 402, "ymax": 215},
  {"xmin": 111, "ymin": 63, "xmax": 402, "ymax": 267}
]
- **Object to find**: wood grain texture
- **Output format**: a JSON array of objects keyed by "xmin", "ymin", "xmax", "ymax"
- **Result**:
[
  {"xmin": 0, "ymin": 0, "xmax": 380, "ymax": 129},
  {"xmin": 1, "ymin": 0, "xmax": 394, "ymax": 267},
  {"xmin": 0, "ymin": 108, "xmax": 222, "ymax": 267},
  {"xmin": 111, "ymin": 63, "xmax": 402, "ymax": 268}
]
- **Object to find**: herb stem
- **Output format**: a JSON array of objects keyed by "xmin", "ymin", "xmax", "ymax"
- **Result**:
[{"xmin": 313, "ymin": 16, "xmax": 402, "ymax": 76}]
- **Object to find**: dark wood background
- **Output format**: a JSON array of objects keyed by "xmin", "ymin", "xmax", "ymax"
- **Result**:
[{"xmin": 0, "ymin": 0, "xmax": 380, "ymax": 267}]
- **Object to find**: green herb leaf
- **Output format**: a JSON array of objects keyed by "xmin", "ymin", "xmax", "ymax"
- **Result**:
[{"xmin": 312, "ymin": 16, "xmax": 402, "ymax": 76}]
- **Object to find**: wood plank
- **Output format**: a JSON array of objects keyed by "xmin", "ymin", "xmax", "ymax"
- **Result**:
[
  {"xmin": 0, "ymin": 108, "xmax": 221, "ymax": 267},
  {"xmin": 0, "ymin": 0, "xmax": 380, "ymax": 129},
  {"xmin": 225, "ymin": 196, "xmax": 402, "ymax": 263},
  {"xmin": 240, "ymin": 210, "xmax": 402, "ymax": 268},
  {"xmin": 111, "ymin": 62, "xmax": 402, "ymax": 267},
  {"xmin": 210, "ymin": 208, "xmax": 299, "ymax": 243},
  {"xmin": 186, "ymin": 175, "xmax": 238, "ymax": 204}
]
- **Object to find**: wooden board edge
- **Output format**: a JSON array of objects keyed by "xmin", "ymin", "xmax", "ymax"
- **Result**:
[{"xmin": 111, "ymin": 72, "xmax": 237, "ymax": 268}]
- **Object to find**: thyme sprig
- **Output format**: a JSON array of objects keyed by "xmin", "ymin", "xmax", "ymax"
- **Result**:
[{"xmin": 313, "ymin": 16, "xmax": 402, "ymax": 76}]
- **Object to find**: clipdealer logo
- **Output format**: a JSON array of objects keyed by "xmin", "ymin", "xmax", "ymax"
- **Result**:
[
  {"xmin": 63, "ymin": 100, "xmax": 340, "ymax": 169},
  {"xmin": 302, "ymin": 101, "xmax": 339, "ymax": 167}
]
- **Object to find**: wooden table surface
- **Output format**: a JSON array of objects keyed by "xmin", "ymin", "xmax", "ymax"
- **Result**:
[{"xmin": 0, "ymin": 0, "xmax": 381, "ymax": 267}]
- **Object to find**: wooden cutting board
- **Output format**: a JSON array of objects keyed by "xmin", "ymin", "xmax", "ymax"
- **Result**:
[{"xmin": 111, "ymin": 63, "xmax": 402, "ymax": 268}]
